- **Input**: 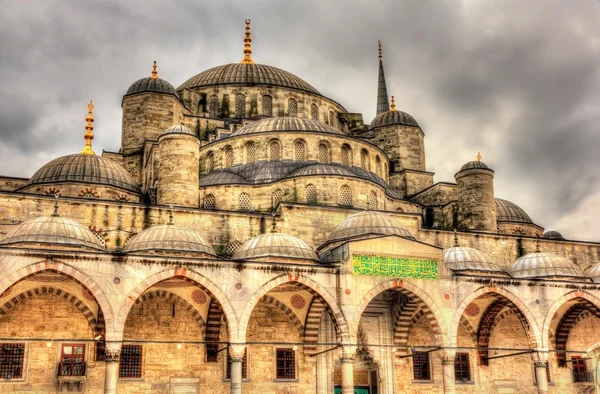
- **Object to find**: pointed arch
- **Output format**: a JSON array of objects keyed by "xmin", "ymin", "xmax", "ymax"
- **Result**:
[
  {"xmin": 260, "ymin": 295, "xmax": 304, "ymax": 336},
  {"xmin": 303, "ymin": 298, "xmax": 326, "ymax": 355}
]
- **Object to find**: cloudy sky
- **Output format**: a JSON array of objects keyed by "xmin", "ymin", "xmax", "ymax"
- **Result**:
[{"xmin": 0, "ymin": 0, "xmax": 599, "ymax": 241}]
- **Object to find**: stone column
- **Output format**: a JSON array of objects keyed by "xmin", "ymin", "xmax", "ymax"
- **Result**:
[
  {"xmin": 229, "ymin": 344, "xmax": 246, "ymax": 394},
  {"xmin": 586, "ymin": 342, "xmax": 600, "ymax": 394},
  {"xmin": 340, "ymin": 346, "xmax": 355, "ymax": 394},
  {"xmin": 104, "ymin": 342, "xmax": 122, "ymax": 394},
  {"xmin": 439, "ymin": 349, "xmax": 456, "ymax": 394},
  {"xmin": 532, "ymin": 352, "xmax": 549, "ymax": 394}
]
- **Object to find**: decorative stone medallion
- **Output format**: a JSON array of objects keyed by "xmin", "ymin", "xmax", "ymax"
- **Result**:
[
  {"xmin": 465, "ymin": 303, "xmax": 480, "ymax": 317},
  {"xmin": 191, "ymin": 289, "xmax": 208, "ymax": 305},
  {"xmin": 290, "ymin": 294, "xmax": 306, "ymax": 309}
]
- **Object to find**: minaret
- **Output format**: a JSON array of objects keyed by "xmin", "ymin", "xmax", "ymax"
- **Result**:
[{"xmin": 376, "ymin": 40, "xmax": 390, "ymax": 115}]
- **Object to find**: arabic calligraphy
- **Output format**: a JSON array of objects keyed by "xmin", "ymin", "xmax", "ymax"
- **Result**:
[{"xmin": 352, "ymin": 254, "xmax": 439, "ymax": 279}]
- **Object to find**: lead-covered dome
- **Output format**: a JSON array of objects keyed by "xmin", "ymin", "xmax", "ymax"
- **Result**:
[
  {"xmin": 125, "ymin": 62, "xmax": 178, "ymax": 98},
  {"xmin": 123, "ymin": 223, "xmax": 215, "ymax": 255},
  {"xmin": 233, "ymin": 232, "xmax": 318, "ymax": 261},
  {"xmin": 443, "ymin": 246, "xmax": 502, "ymax": 273},
  {"xmin": 291, "ymin": 164, "xmax": 356, "ymax": 178},
  {"xmin": 507, "ymin": 251, "xmax": 585, "ymax": 280},
  {"xmin": 495, "ymin": 198, "xmax": 533, "ymax": 223},
  {"xmin": 326, "ymin": 210, "xmax": 413, "ymax": 244},
  {"xmin": 162, "ymin": 125, "xmax": 195, "ymax": 136},
  {"xmin": 232, "ymin": 117, "xmax": 342, "ymax": 136},
  {"xmin": 459, "ymin": 160, "xmax": 490, "ymax": 172},
  {"xmin": 25, "ymin": 154, "xmax": 140, "ymax": 194},
  {"xmin": 584, "ymin": 264, "xmax": 600, "ymax": 283},
  {"xmin": 369, "ymin": 109, "xmax": 419, "ymax": 130},
  {"xmin": 543, "ymin": 230, "xmax": 565, "ymax": 240}
]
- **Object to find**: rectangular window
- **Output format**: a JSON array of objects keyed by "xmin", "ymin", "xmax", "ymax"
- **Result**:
[
  {"xmin": 572, "ymin": 356, "xmax": 589, "ymax": 383},
  {"xmin": 454, "ymin": 352, "xmax": 471, "ymax": 382},
  {"xmin": 276, "ymin": 348, "xmax": 296, "ymax": 380},
  {"xmin": 119, "ymin": 345, "xmax": 143, "ymax": 379},
  {"xmin": 0, "ymin": 343, "xmax": 25, "ymax": 379},
  {"xmin": 59, "ymin": 344, "xmax": 86, "ymax": 377},
  {"xmin": 226, "ymin": 348, "xmax": 248, "ymax": 379},
  {"xmin": 412, "ymin": 352, "xmax": 431, "ymax": 381}
]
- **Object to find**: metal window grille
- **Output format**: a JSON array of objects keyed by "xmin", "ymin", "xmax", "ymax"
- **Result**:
[
  {"xmin": 245, "ymin": 142, "xmax": 256, "ymax": 164},
  {"xmin": 341, "ymin": 145, "xmax": 351, "ymax": 166},
  {"xmin": 82, "ymin": 192, "xmax": 97, "ymax": 198},
  {"xmin": 262, "ymin": 95, "xmax": 273, "ymax": 116},
  {"xmin": 235, "ymin": 94, "xmax": 246, "ymax": 118},
  {"xmin": 239, "ymin": 193, "xmax": 251, "ymax": 211},
  {"xmin": 226, "ymin": 348, "xmax": 248, "ymax": 379},
  {"xmin": 572, "ymin": 357, "xmax": 590, "ymax": 382},
  {"xmin": 224, "ymin": 147, "xmax": 234, "ymax": 168},
  {"xmin": 0, "ymin": 343, "xmax": 24, "ymax": 379},
  {"xmin": 376, "ymin": 156, "xmax": 382, "ymax": 177},
  {"xmin": 339, "ymin": 186, "xmax": 352, "ymax": 206},
  {"xmin": 305, "ymin": 184, "xmax": 317, "ymax": 204},
  {"xmin": 329, "ymin": 111, "xmax": 335, "ymax": 126},
  {"xmin": 276, "ymin": 348, "xmax": 296, "ymax": 379},
  {"xmin": 90, "ymin": 230, "xmax": 106, "ymax": 248},
  {"xmin": 288, "ymin": 99, "xmax": 297, "ymax": 117},
  {"xmin": 272, "ymin": 189, "xmax": 283, "ymax": 209},
  {"xmin": 361, "ymin": 149, "xmax": 369, "ymax": 170},
  {"xmin": 311, "ymin": 104, "xmax": 319, "ymax": 120},
  {"xmin": 413, "ymin": 352, "xmax": 431, "ymax": 381},
  {"xmin": 294, "ymin": 141, "xmax": 306, "ymax": 161},
  {"xmin": 204, "ymin": 194, "xmax": 216, "ymax": 210},
  {"xmin": 367, "ymin": 191, "xmax": 378, "ymax": 210},
  {"xmin": 226, "ymin": 240, "xmax": 242, "ymax": 256},
  {"xmin": 269, "ymin": 141, "xmax": 281, "ymax": 161},
  {"xmin": 318, "ymin": 143, "xmax": 330, "ymax": 164},
  {"xmin": 119, "ymin": 345, "xmax": 143, "ymax": 379},
  {"xmin": 206, "ymin": 153, "xmax": 215, "ymax": 172},
  {"xmin": 208, "ymin": 95, "xmax": 218, "ymax": 118},
  {"xmin": 454, "ymin": 353, "xmax": 470, "ymax": 382}
]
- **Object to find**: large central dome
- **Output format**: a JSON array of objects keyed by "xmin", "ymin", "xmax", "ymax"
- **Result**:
[{"xmin": 177, "ymin": 63, "xmax": 321, "ymax": 95}]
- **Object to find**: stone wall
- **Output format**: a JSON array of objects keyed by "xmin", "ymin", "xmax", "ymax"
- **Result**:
[
  {"xmin": 455, "ymin": 169, "xmax": 497, "ymax": 232},
  {"xmin": 18, "ymin": 181, "xmax": 141, "ymax": 203},
  {"xmin": 368, "ymin": 124, "xmax": 426, "ymax": 172},
  {"xmin": 157, "ymin": 133, "xmax": 200, "ymax": 207},
  {"xmin": 0, "ymin": 177, "xmax": 28, "ymax": 192}
]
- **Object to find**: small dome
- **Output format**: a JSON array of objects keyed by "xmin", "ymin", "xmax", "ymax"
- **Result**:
[
  {"xmin": 200, "ymin": 170, "xmax": 249, "ymax": 186},
  {"xmin": 162, "ymin": 125, "xmax": 195, "ymax": 136},
  {"xmin": 126, "ymin": 77, "xmax": 178, "ymax": 98},
  {"xmin": 123, "ymin": 224, "xmax": 215, "ymax": 255},
  {"xmin": 327, "ymin": 210, "xmax": 413, "ymax": 244},
  {"xmin": 0, "ymin": 215, "xmax": 103, "ymax": 250},
  {"xmin": 232, "ymin": 117, "xmax": 343, "ymax": 136},
  {"xmin": 495, "ymin": 198, "xmax": 533, "ymax": 224},
  {"xmin": 291, "ymin": 164, "xmax": 356, "ymax": 178},
  {"xmin": 507, "ymin": 251, "xmax": 585, "ymax": 279},
  {"xmin": 369, "ymin": 110, "xmax": 419, "ymax": 130},
  {"xmin": 584, "ymin": 264, "xmax": 600, "ymax": 283},
  {"xmin": 25, "ymin": 154, "xmax": 140, "ymax": 194},
  {"xmin": 233, "ymin": 232, "xmax": 318, "ymax": 261},
  {"xmin": 443, "ymin": 246, "xmax": 502, "ymax": 272},
  {"xmin": 459, "ymin": 161, "xmax": 490, "ymax": 172},
  {"xmin": 543, "ymin": 230, "xmax": 565, "ymax": 240}
]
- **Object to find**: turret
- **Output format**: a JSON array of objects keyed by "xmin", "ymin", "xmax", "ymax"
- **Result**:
[{"xmin": 454, "ymin": 154, "xmax": 497, "ymax": 232}]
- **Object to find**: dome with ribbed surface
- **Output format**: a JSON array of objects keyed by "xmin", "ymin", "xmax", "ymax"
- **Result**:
[
  {"xmin": 233, "ymin": 232, "xmax": 318, "ymax": 261},
  {"xmin": 495, "ymin": 198, "xmax": 533, "ymax": 223},
  {"xmin": 0, "ymin": 215, "xmax": 103, "ymax": 250},
  {"xmin": 291, "ymin": 164, "xmax": 356, "ymax": 178},
  {"xmin": 162, "ymin": 125, "xmax": 195, "ymax": 136},
  {"xmin": 543, "ymin": 230, "xmax": 565, "ymax": 240},
  {"xmin": 584, "ymin": 264, "xmax": 600, "ymax": 283},
  {"xmin": 507, "ymin": 252, "xmax": 585, "ymax": 279},
  {"xmin": 232, "ymin": 117, "xmax": 342, "ymax": 136},
  {"xmin": 25, "ymin": 154, "xmax": 140, "ymax": 194},
  {"xmin": 369, "ymin": 109, "xmax": 419, "ymax": 129},
  {"xmin": 443, "ymin": 246, "xmax": 502, "ymax": 272},
  {"xmin": 126, "ymin": 77, "xmax": 178, "ymax": 98},
  {"xmin": 459, "ymin": 161, "xmax": 490, "ymax": 172},
  {"xmin": 327, "ymin": 210, "xmax": 413, "ymax": 244},
  {"xmin": 177, "ymin": 63, "xmax": 320, "ymax": 95},
  {"xmin": 123, "ymin": 224, "xmax": 215, "ymax": 255}
]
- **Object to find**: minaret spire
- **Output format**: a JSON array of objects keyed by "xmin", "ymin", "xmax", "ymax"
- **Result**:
[
  {"xmin": 240, "ymin": 19, "xmax": 255, "ymax": 64},
  {"xmin": 80, "ymin": 101, "xmax": 95, "ymax": 155},
  {"xmin": 151, "ymin": 60, "xmax": 158, "ymax": 79},
  {"xmin": 376, "ymin": 40, "xmax": 390, "ymax": 115}
]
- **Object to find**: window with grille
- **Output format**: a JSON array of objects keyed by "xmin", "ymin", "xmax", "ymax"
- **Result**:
[
  {"xmin": 339, "ymin": 186, "xmax": 352, "ymax": 206},
  {"xmin": 224, "ymin": 146, "xmax": 234, "ymax": 168},
  {"xmin": 59, "ymin": 344, "xmax": 86, "ymax": 377},
  {"xmin": 572, "ymin": 356, "xmax": 589, "ymax": 383},
  {"xmin": 367, "ymin": 191, "xmax": 378, "ymax": 210},
  {"xmin": 206, "ymin": 152, "xmax": 215, "ymax": 173},
  {"xmin": 341, "ymin": 145, "xmax": 352, "ymax": 166},
  {"xmin": 245, "ymin": 142, "xmax": 256, "ymax": 164},
  {"xmin": 272, "ymin": 189, "xmax": 283, "ymax": 209},
  {"xmin": 361, "ymin": 149, "xmax": 369, "ymax": 170},
  {"xmin": 412, "ymin": 352, "xmax": 431, "ymax": 381},
  {"xmin": 269, "ymin": 141, "xmax": 281, "ymax": 161},
  {"xmin": 311, "ymin": 104, "xmax": 319, "ymax": 120},
  {"xmin": 329, "ymin": 111, "xmax": 335, "ymax": 126},
  {"xmin": 90, "ymin": 230, "xmax": 106, "ymax": 248},
  {"xmin": 262, "ymin": 95, "xmax": 273, "ymax": 116},
  {"xmin": 318, "ymin": 143, "xmax": 330, "ymax": 164},
  {"xmin": 454, "ymin": 353, "xmax": 471, "ymax": 382},
  {"xmin": 0, "ymin": 343, "xmax": 24, "ymax": 379},
  {"xmin": 208, "ymin": 95, "xmax": 218, "ymax": 118},
  {"xmin": 375, "ymin": 156, "xmax": 382, "ymax": 177},
  {"xmin": 305, "ymin": 184, "xmax": 317, "ymax": 204},
  {"xmin": 288, "ymin": 98, "xmax": 297, "ymax": 117},
  {"xmin": 294, "ymin": 140, "xmax": 306, "ymax": 161},
  {"xmin": 276, "ymin": 348, "xmax": 296, "ymax": 380},
  {"xmin": 226, "ymin": 240, "xmax": 242, "ymax": 256},
  {"xmin": 226, "ymin": 348, "xmax": 248, "ymax": 379},
  {"xmin": 239, "ymin": 193, "xmax": 251, "ymax": 211},
  {"xmin": 203, "ymin": 194, "xmax": 216, "ymax": 210},
  {"xmin": 119, "ymin": 345, "xmax": 143, "ymax": 379},
  {"xmin": 236, "ymin": 93, "xmax": 246, "ymax": 118}
]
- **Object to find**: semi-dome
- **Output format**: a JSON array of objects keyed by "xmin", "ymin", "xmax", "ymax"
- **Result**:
[
  {"xmin": 123, "ymin": 223, "xmax": 215, "ymax": 255},
  {"xmin": 25, "ymin": 154, "xmax": 140, "ymax": 194},
  {"xmin": 369, "ymin": 109, "xmax": 419, "ymax": 129},
  {"xmin": 162, "ymin": 125, "xmax": 195, "ymax": 136},
  {"xmin": 291, "ymin": 164, "xmax": 356, "ymax": 178},
  {"xmin": 584, "ymin": 264, "xmax": 600, "ymax": 283},
  {"xmin": 443, "ymin": 245, "xmax": 502, "ymax": 272},
  {"xmin": 507, "ymin": 251, "xmax": 585, "ymax": 280},
  {"xmin": 495, "ymin": 198, "xmax": 533, "ymax": 224},
  {"xmin": 543, "ymin": 230, "xmax": 565, "ymax": 240},
  {"xmin": 326, "ymin": 210, "xmax": 413, "ymax": 244},
  {"xmin": 232, "ymin": 117, "xmax": 342, "ymax": 136},
  {"xmin": 232, "ymin": 232, "xmax": 318, "ymax": 261},
  {"xmin": 125, "ymin": 62, "xmax": 178, "ymax": 98}
]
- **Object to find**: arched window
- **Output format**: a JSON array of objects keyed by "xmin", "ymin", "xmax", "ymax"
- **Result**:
[
  {"xmin": 311, "ymin": 104, "xmax": 319, "ymax": 120},
  {"xmin": 294, "ymin": 140, "xmax": 306, "ymax": 161},
  {"xmin": 272, "ymin": 189, "xmax": 283, "ymax": 209},
  {"xmin": 269, "ymin": 140, "xmax": 281, "ymax": 161},
  {"xmin": 224, "ymin": 146, "xmax": 234, "ymax": 168},
  {"xmin": 375, "ymin": 155, "xmax": 382, "ymax": 177},
  {"xmin": 396, "ymin": 207, "xmax": 404, "ymax": 212},
  {"xmin": 203, "ymin": 194, "xmax": 216, "ymax": 210},
  {"xmin": 367, "ymin": 190, "xmax": 378, "ymax": 210},
  {"xmin": 226, "ymin": 240, "xmax": 242, "ymax": 256},
  {"xmin": 341, "ymin": 144, "xmax": 352, "ymax": 166},
  {"xmin": 239, "ymin": 193, "xmax": 251, "ymax": 211},
  {"xmin": 318, "ymin": 143, "xmax": 330, "ymax": 164},
  {"xmin": 383, "ymin": 162, "xmax": 388, "ymax": 178},
  {"xmin": 205, "ymin": 152, "xmax": 215, "ymax": 173},
  {"xmin": 236, "ymin": 93, "xmax": 246, "ymax": 118},
  {"xmin": 329, "ymin": 111, "xmax": 335, "ymax": 126},
  {"xmin": 361, "ymin": 149, "xmax": 369, "ymax": 170},
  {"xmin": 288, "ymin": 98, "xmax": 298, "ymax": 117},
  {"xmin": 262, "ymin": 95, "xmax": 273, "ymax": 117},
  {"xmin": 245, "ymin": 141, "xmax": 256, "ymax": 164},
  {"xmin": 305, "ymin": 184, "xmax": 317, "ymax": 204},
  {"xmin": 208, "ymin": 95, "xmax": 218, "ymax": 118},
  {"xmin": 339, "ymin": 185, "xmax": 352, "ymax": 206}
]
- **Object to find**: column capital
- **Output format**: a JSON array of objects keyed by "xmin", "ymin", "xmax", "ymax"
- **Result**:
[
  {"xmin": 531, "ymin": 351, "xmax": 549, "ymax": 364},
  {"xmin": 105, "ymin": 341, "xmax": 122, "ymax": 363},
  {"xmin": 340, "ymin": 344, "xmax": 356, "ymax": 362},
  {"xmin": 438, "ymin": 348, "xmax": 456, "ymax": 364},
  {"xmin": 229, "ymin": 343, "xmax": 246, "ymax": 359}
]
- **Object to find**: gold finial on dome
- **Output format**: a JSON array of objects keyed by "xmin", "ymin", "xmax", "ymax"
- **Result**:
[
  {"xmin": 240, "ymin": 19, "xmax": 255, "ymax": 64},
  {"xmin": 80, "ymin": 101, "xmax": 95, "ymax": 155},
  {"xmin": 378, "ymin": 40, "xmax": 382, "ymax": 60},
  {"xmin": 390, "ymin": 95, "xmax": 396, "ymax": 111},
  {"xmin": 51, "ymin": 194, "xmax": 60, "ymax": 217},
  {"xmin": 476, "ymin": 152, "xmax": 482, "ymax": 161},
  {"xmin": 151, "ymin": 60, "xmax": 158, "ymax": 79},
  {"xmin": 453, "ymin": 228, "xmax": 459, "ymax": 247}
]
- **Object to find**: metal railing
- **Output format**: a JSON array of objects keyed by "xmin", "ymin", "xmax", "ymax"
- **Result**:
[
  {"xmin": 57, "ymin": 361, "xmax": 86, "ymax": 377},
  {"xmin": 573, "ymin": 371, "xmax": 594, "ymax": 383}
]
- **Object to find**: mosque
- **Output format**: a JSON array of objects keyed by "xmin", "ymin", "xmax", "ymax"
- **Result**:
[{"xmin": 0, "ymin": 19, "xmax": 599, "ymax": 394}]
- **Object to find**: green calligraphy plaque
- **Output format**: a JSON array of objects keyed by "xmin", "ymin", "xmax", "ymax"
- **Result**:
[{"xmin": 352, "ymin": 254, "xmax": 439, "ymax": 279}]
